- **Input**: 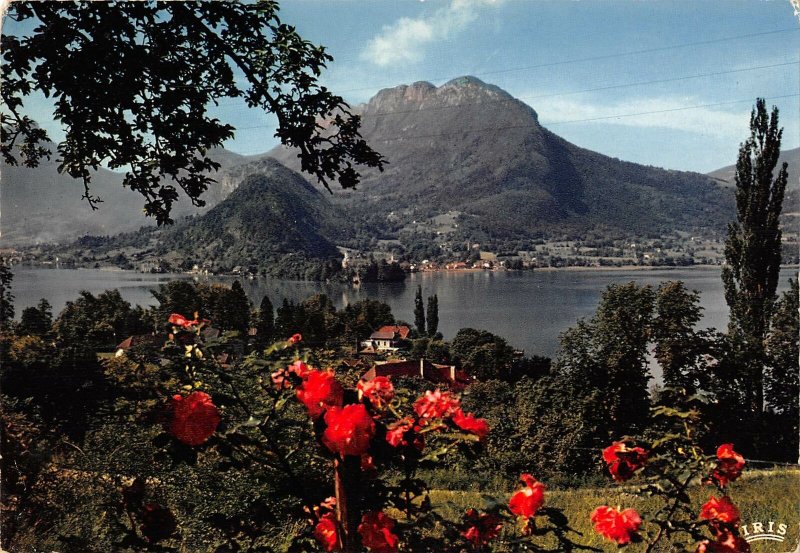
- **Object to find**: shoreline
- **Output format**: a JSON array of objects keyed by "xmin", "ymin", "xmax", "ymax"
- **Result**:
[{"xmin": 13, "ymin": 263, "xmax": 800, "ymax": 279}]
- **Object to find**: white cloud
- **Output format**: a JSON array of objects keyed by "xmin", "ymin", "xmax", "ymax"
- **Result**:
[
  {"xmin": 362, "ymin": 0, "xmax": 501, "ymax": 67},
  {"xmin": 534, "ymin": 96, "xmax": 749, "ymax": 138}
]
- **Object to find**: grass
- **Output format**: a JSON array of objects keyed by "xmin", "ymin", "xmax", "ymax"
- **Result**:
[{"xmin": 403, "ymin": 469, "xmax": 800, "ymax": 552}]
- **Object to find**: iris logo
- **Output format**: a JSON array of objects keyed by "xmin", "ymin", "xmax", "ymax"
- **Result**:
[{"xmin": 741, "ymin": 521, "xmax": 789, "ymax": 543}]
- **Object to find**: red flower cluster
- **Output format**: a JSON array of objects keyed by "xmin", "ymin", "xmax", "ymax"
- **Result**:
[
  {"xmin": 508, "ymin": 473, "xmax": 546, "ymax": 519},
  {"xmin": 452, "ymin": 409, "xmax": 490, "ymax": 440},
  {"xmin": 358, "ymin": 376, "xmax": 394, "ymax": 410},
  {"xmin": 700, "ymin": 496, "xmax": 741, "ymax": 526},
  {"xmin": 698, "ymin": 496, "xmax": 749, "ymax": 552},
  {"xmin": 385, "ymin": 417, "xmax": 425, "ymax": 451},
  {"xmin": 169, "ymin": 391, "xmax": 220, "ymax": 446},
  {"xmin": 710, "ymin": 444, "xmax": 745, "ymax": 487},
  {"xmin": 322, "ymin": 404, "xmax": 376, "ymax": 457},
  {"xmin": 288, "ymin": 333, "xmax": 303, "ymax": 344},
  {"xmin": 296, "ymin": 369, "xmax": 344, "ymax": 419},
  {"xmin": 314, "ymin": 513, "xmax": 339, "ymax": 552},
  {"xmin": 591, "ymin": 506, "xmax": 642, "ymax": 545},
  {"xmin": 461, "ymin": 508, "xmax": 503, "ymax": 546},
  {"xmin": 271, "ymin": 360, "xmax": 314, "ymax": 389},
  {"xmin": 602, "ymin": 441, "xmax": 648, "ymax": 482},
  {"xmin": 358, "ymin": 511, "xmax": 399, "ymax": 553},
  {"xmin": 413, "ymin": 389, "xmax": 460, "ymax": 420}
]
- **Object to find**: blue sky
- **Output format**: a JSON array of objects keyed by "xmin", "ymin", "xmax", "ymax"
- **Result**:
[
  {"xmin": 222, "ymin": 0, "xmax": 800, "ymax": 172},
  {"xmin": 11, "ymin": 0, "xmax": 800, "ymax": 173}
]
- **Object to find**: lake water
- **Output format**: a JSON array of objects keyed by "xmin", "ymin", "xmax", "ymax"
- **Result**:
[{"xmin": 11, "ymin": 266, "xmax": 796, "ymax": 359}]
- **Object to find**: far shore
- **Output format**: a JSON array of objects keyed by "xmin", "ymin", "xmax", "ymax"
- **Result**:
[{"xmin": 431, "ymin": 263, "xmax": 800, "ymax": 274}]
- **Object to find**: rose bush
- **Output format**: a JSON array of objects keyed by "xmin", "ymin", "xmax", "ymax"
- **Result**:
[{"xmin": 152, "ymin": 322, "xmax": 755, "ymax": 553}]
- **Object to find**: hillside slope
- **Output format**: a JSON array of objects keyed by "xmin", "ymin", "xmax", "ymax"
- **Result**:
[{"xmin": 151, "ymin": 158, "xmax": 345, "ymax": 278}]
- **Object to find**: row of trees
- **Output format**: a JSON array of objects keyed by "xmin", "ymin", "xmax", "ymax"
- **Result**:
[{"xmin": 413, "ymin": 286, "xmax": 439, "ymax": 338}]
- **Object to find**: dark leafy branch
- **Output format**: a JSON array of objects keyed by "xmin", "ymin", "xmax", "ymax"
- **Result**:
[{"xmin": 1, "ymin": 1, "xmax": 385, "ymax": 224}]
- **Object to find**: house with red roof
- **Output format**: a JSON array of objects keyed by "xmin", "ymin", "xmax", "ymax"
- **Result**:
[
  {"xmin": 360, "ymin": 325, "xmax": 411, "ymax": 354},
  {"xmin": 361, "ymin": 358, "xmax": 471, "ymax": 390}
]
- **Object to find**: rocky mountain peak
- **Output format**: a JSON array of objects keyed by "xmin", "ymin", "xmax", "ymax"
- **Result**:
[{"xmin": 362, "ymin": 76, "xmax": 527, "ymax": 117}]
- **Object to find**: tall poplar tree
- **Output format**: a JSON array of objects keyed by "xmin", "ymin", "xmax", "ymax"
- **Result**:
[
  {"xmin": 0, "ymin": 261, "xmax": 14, "ymax": 329},
  {"xmin": 414, "ymin": 286, "xmax": 426, "ymax": 337},
  {"xmin": 721, "ymin": 98, "xmax": 788, "ymax": 414},
  {"xmin": 257, "ymin": 295, "xmax": 275, "ymax": 344},
  {"xmin": 426, "ymin": 294, "xmax": 439, "ymax": 337}
]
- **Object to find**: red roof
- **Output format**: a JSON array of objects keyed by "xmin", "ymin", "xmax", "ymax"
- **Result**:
[
  {"xmin": 116, "ymin": 334, "xmax": 163, "ymax": 350},
  {"xmin": 369, "ymin": 325, "xmax": 411, "ymax": 341},
  {"xmin": 363, "ymin": 359, "xmax": 470, "ymax": 390}
]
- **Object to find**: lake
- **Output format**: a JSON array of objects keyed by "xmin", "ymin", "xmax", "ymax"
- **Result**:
[{"xmin": 13, "ymin": 266, "xmax": 796, "ymax": 359}]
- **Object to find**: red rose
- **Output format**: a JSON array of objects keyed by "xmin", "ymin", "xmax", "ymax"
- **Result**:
[
  {"xmin": 591, "ymin": 506, "xmax": 641, "ymax": 545},
  {"xmin": 699, "ymin": 496, "xmax": 740, "ymax": 526},
  {"xmin": 322, "ymin": 404, "xmax": 376, "ymax": 457},
  {"xmin": 386, "ymin": 418, "xmax": 412, "ymax": 447},
  {"xmin": 602, "ymin": 441, "xmax": 648, "ymax": 482},
  {"xmin": 296, "ymin": 369, "xmax": 344, "ymax": 419},
  {"xmin": 508, "ymin": 473, "xmax": 546, "ymax": 519},
  {"xmin": 711, "ymin": 444, "xmax": 745, "ymax": 487},
  {"xmin": 461, "ymin": 508, "xmax": 502, "ymax": 546},
  {"xmin": 170, "ymin": 391, "xmax": 220, "ymax": 446},
  {"xmin": 358, "ymin": 376, "xmax": 395, "ymax": 410},
  {"xmin": 358, "ymin": 511, "xmax": 399, "ymax": 553},
  {"xmin": 385, "ymin": 417, "xmax": 425, "ymax": 451},
  {"xmin": 139, "ymin": 503, "xmax": 178, "ymax": 543},
  {"xmin": 452, "ymin": 409, "xmax": 489, "ymax": 440},
  {"xmin": 697, "ymin": 528, "xmax": 751, "ymax": 552},
  {"xmin": 314, "ymin": 512, "xmax": 340, "ymax": 552},
  {"xmin": 413, "ymin": 389, "xmax": 460, "ymax": 420},
  {"xmin": 288, "ymin": 333, "xmax": 303, "ymax": 344}
]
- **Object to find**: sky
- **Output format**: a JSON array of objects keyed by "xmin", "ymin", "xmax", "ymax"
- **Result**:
[
  {"xmin": 221, "ymin": 0, "xmax": 800, "ymax": 172},
  {"xmin": 9, "ymin": 0, "xmax": 800, "ymax": 173}
]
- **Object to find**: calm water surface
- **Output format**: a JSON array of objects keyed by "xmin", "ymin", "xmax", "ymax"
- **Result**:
[{"xmin": 13, "ymin": 267, "xmax": 795, "ymax": 359}]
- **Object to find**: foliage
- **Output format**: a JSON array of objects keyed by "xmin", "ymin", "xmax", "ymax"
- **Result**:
[
  {"xmin": 450, "ymin": 328, "xmax": 515, "ymax": 381},
  {"xmin": 17, "ymin": 298, "xmax": 53, "ymax": 337},
  {"xmin": 2, "ymin": 1, "xmax": 384, "ymax": 224},
  {"xmin": 426, "ymin": 295, "xmax": 439, "ymax": 338},
  {"xmin": 258, "ymin": 295, "xmax": 276, "ymax": 344},
  {"xmin": 652, "ymin": 282, "xmax": 703, "ymax": 391},
  {"xmin": 0, "ymin": 259, "xmax": 14, "ymax": 328},
  {"xmin": 764, "ymin": 279, "xmax": 799, "ymax": 459},
  {"xmin": 53, "ymin": 290, "xmax": 151, "ymax": 352},
  {"xmin": 357, "ymin": 260, "xmax": 406, "ymax": 283},
  {"xmin": 721, "ymin": 98, "xmax": 788, "ymax": 414},
  {"xmin": 413, "ymin": 286, "xmax": 425, "ymax": 338}
]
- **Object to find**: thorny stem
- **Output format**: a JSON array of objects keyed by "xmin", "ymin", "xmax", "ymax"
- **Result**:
[
  {"xmin": 645, "ymin": 469, "xmax": 697, "ymax": 553},
  {"xmin": 201, "ymin": 357, "xmax": 318, "ymax": 509}
]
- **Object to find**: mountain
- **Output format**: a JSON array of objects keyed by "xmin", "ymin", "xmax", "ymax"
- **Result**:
[
  {"xmin": 148, "ymin": 158, "xmax": 345, "ymax": 278},
  {"xmin": 271, "ymin": 76, "xmax": 734, "ymax": 241},
  {"xmin": 707, "ymin": 147, "xmax": 798, "ymax": 233},
  {"xmin": 0, "ymin": 146, "xmax": 250, "ymax": 246}
]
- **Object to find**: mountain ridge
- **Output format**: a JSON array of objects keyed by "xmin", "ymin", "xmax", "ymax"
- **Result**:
[{"xmin": 270, "ymin": 76, "xmax": 734, "ymax": 241}]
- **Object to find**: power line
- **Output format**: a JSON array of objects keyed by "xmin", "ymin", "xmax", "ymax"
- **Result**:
[
  {"xmin": 334, "ymin": 27, "xmax": 800, "ymax": 95},
  {"xmin": 543, "ymin": 93, "xmax": 800, "ymax": 127},
  {"xmin": 211, "ymin": 27, "xmax": 799, "ymax": 106}
]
